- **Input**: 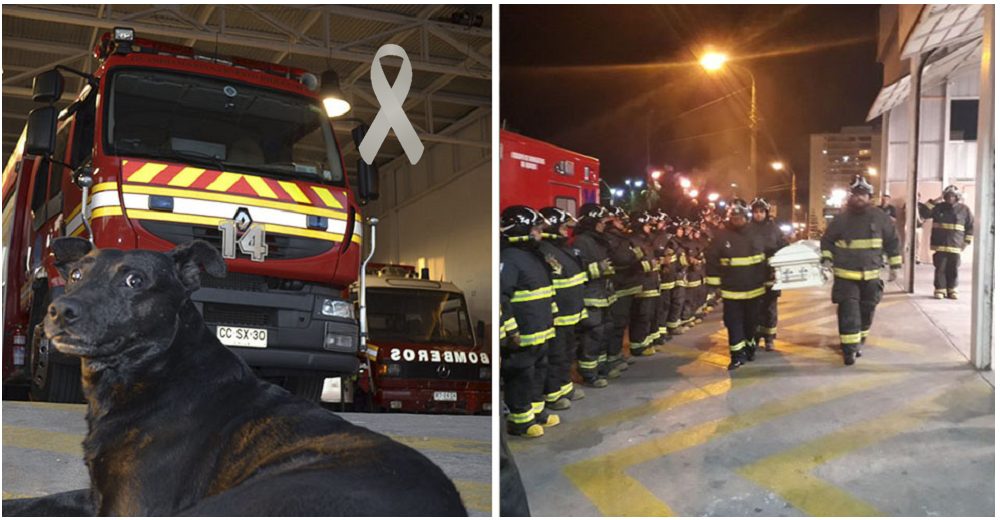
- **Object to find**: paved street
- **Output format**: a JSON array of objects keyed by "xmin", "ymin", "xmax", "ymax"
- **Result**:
[
  {"xmin": 2, "ymin": 405, "xmax": 491, "ymax": 516},
  {"xmin": 509, "ymin": 284, "xmax": 994, "ymax": 516}
]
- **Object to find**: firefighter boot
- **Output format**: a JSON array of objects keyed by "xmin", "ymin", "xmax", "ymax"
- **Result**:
[
  {"xmin": 745, "ymin": 342, "xmax": 757, "ymax": 362},
  {"xmin": 842, "ymin": 344, "xmax": 857, "ymax": 366},
  {"xmin": 947, "ymin": 289, "xmax": 958, "ymax": 300},
  {"xmin": 934, "ymin": 289, "xmax": 946, "ymax": 300},
  {"xmin": 543, "ymin": 414, "xmax": 561, "ymax": 427},
  {"xmin": 523, "ymin": 424, "xmax": 545, "ymax": 438},
  {"xmin": 584, "ymin": 377, "xmax": 609, "ymax": 388},
  {"xmin": 727, "ymin": 350, "xmax": 746, "ymax": 371},
  {"xmin": 764, "ymin": 338, "xmax": 775, "ymax": 352},
  {"xmin": 568, "ymin": 385, "xmax": 586, "ymax": 401},
  {"xmin": 607, "ymin": 366, "xmax": 623, "ymax": 379},
  {"xmin": 547, "ymin": 397, "xmax": 571, "ymax": 411}
]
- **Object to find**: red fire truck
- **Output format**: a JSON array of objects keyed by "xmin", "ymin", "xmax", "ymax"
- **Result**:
[
  {"xmin": 2, "ymin": 29, "xmax": 378, "ymax": 402},
  {"xmin": 499, "ymin": 129, "xmax": 601, "ymax": 213},
  {"xmin": 343, "ymin": 265, "xmax": 490, "ymax": 415}
]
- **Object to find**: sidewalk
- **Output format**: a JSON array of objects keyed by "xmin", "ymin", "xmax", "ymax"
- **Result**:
[{"xmin": 509, "ymin": 284, "xmax": 995, "ymax": 517}]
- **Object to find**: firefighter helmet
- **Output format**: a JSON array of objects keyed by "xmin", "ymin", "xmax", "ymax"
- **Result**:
[
  {"xmin": 849, "ymin": 175, "xmax": 874, "ymax": 196},
  {"xmin": 606, "ymin": 205, "xmax": 628, "ymax": 220},
  {"xmin": 539, "ymin": 206, "xmax": 576, "ymax": 233},
  {"xmin": 942, "ymin": 185, "xmax": 962, "ymax": 200},
  {"xmin": 728, "ymin": 198, "xmax": 752, "ymax": 220},
  {"xmin": 751, "ymin": 197, "xmax": 771, "ymax": 212},
  {"xmin": 578, "ymin": 203, "xmax": 608, "ymax": 221},
  {"xmin": 500, "ymin": 205, "xmax": 541, "ymax": 238}
]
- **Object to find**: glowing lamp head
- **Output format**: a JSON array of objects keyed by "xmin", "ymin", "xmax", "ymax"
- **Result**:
[{"xmin": 700, "ymin": 51, "xmax": 728, "ymax": 72}]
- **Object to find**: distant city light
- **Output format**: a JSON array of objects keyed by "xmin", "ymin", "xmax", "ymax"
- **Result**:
[
  {"xmin": 867, "ymin": 166, "xmax": 878, "ymax": 176},
  {"xmin": 614, "ymin": 188, "xmax": 625, "ymax": 197},
  {"xmin": 730, "ymin": 182, "xmax": 738, "ymax": 188},
  {"xmin": 779, "ymin": 224, "xmax": 792, "ymax": 233},
  {"xmin": 650, "ymin": 170, "xmax": 663, "ymax": 180},
  {"xmin": 770, "ymin": 161, "xmax": 785, "ymax": 171},
  {"xmin": 822, "ymin": 149, "xmax": 828, "ymax": 154},
  {"xmin": 625, "ymin": 179, "xmax": 633, "ymax": 187},
  {"xmin": 699, "ymin": 51, "xmax": 728, "ymax": 71},
  {"xmin": 634, "ymin": 179, "xmax": 645, "ymax": 188},
  {"xmin": 707, "ymin": 192, "xmax": 720, "ymax": 202},
  {"xmin": 689, "ymin": 189, "xmax": 700, "ymax": 198},
  {"xmin": 679, "ymin": 177, "xmax": 692, "ymax": 189},
  {"xmin": 794, "ymin": 204, "xmax": 802, "ymax": 210}
]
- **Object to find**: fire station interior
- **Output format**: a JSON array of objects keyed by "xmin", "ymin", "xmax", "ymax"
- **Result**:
[{"xmin": 2, "ymin": 6, "xmax": 492, "ymax": 515}]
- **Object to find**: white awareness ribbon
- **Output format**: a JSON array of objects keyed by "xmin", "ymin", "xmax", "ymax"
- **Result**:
[{"xmin": 359, "ymin": 44, "xmax": 425, "ymax": 165}]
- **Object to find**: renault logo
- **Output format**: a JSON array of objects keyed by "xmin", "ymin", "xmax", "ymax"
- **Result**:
[
  {"xmin": 233, "ymin": 208, "xmax": 252, "ymax": 232},
  {"xmin": 436, "ymin": 364, "xmax": 451, "ymax": 378}
]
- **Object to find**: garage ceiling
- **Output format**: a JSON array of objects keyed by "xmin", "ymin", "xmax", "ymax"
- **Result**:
[{"xmin": 2, "ymin": 4, "xmax": 491, "ymax": 173}]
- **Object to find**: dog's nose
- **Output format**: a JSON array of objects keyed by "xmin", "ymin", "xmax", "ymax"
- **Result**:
[{"xmin": 49, "ymin": 299, "xmax": 82, "ymax": 325}]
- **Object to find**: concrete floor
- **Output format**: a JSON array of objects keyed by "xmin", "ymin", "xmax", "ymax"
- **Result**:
[
  {"xmin": 2, "ymin": 404, "xmax": 491, "ymax": 516},
  {"xmin": 510, "ymin": 284, "xmax": 995, "ymax": 517}
]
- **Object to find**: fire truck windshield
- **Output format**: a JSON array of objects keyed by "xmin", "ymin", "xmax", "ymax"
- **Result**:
[
  {"xmin": 366, "ymin": 289, "xmax": 475, "ymax": 346},
  {"xmin": 105, "ymin": 68, "xmax": 345, "ymax": 186}
]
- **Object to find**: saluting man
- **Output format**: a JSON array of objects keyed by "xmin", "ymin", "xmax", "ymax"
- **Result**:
[
  {"xmin": 918, "ymin": 185, "xmax": 974, "ymax": 299},
  {"xmin": 820, "ymin": 176, "xmax": 902, "ymax": 365}
]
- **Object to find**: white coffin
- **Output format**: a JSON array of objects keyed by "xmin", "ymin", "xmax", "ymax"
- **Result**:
[{"xmin": 769, "ymin": 240, "xmax": 828, "ymax": 290}]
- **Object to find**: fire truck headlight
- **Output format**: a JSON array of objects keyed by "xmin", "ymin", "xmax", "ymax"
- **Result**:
[
  {"xmin": 479, "ymin": 366, "xmax": 491, "ymax": 380},
  {"xmin": 321, "ymin": 299, "xmax": 354, "ymax": 319},
  {"xmin": 113, "ymin": 27, "xmax": 135, "ymax": 42}
]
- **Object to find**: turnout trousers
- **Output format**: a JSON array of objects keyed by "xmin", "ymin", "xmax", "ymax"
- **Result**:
[
  {"xmin": 722, "ymin": 296, "xmax": 762, "ymax": 360},
  {"xmin": 544, "ymin": 325, "xmax": 576, "ymax": 404},
  {"xmin": 756, "ymin": 287, "xmax": 781, "ymax": 341},
  {"xmin": 832, "ymin": 278, "xmax": 883, "ymax": 349},
  {"xmin": 654, "ymin": 285, "xmax": 674, "ymax": 342},
  {"xmin": 629, "ymin": 292, "xmax": 659, "ymax": 353},
  {"xmin": 502, "ymin": 344, "xmax": 546, "ymax": 434},
  {"xmin": 577, "ymin": 306, "xmax": 611, "ymax": 380},
  {"xmin": 606, "ymin": 292, "xmax": 633, "ymax": 365},
  {"xmin": 667, "ymin": 284, "xmax": 686, "ymax": 332},
  {"xmin": 932, "ymin": 251, "xmax": 960, "ymax": 292}
]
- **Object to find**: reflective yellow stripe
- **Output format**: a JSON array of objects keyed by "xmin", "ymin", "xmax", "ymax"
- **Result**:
[
  {"xmin": 835, "ymin": 238, "xmax": 883, "ymax": 249},
  {"xmin": 244, "ymin": 175, "xmax": 278, "ymax": 199},
  {"xmin": 666, "ymin": 321, "xmax": 681, "ymax": 328},
  {"xmin": 720, "ymin": 253, "xmax": 766, "ymax": 266},
  {"xmin": 637, "ymin": 289, "xmax": 660, "ymax": 298},
  {"xmin": 128, "ymin": 162, "xmax": 169, "ymax": 183},
  {"xmin": 821, "ymin": 250, "xmax": 834, "ymax": 259},
  {"xmin": 686, "ymin": 279, "xmax": 703, "ymax": 288},
  {"xmin": 840, "ymin": 333, "xmax": 862, "ymax": 344},
  {"xmin": 631, "ymin": 246, "xmax": 644, "ymax": 258},
  {"xmin": 675, "ymin": 279, "xmax": 688, "ymax": 288},
  {"xmin": 730, "ymin": 340, "xmax": 747, "ymax": 352},
  {"xmin": 588, "ymin": 262, "xmax": 602, "ymax": 279},
  {"xmin": 553, "ymin": 272, "xmax": 588, "ymax": 290},
  {"xmin": 641, "ymin": 260, "xmax": 653, "ymax": 272},
  {"xmin": 168, "ymin": 167, "xmax": 206, "ymax": 187},
  {"xmin": 551, "ymin": 302, "xmax": 559, "ymax": 314},
  {"xmin": 511, "ymin": 286, "xmax": 555, "ymax": 303},
  {"xmin": 583, "ymin": 297, "xmax": 613, "ymax": 308},
  {"xmin": 706, "ymin": 276, "xmax": 721, "ymax": 286},
  {"xmin": 311, "ymin": 186, "xmax": 344, "ymax": 208},
  {"xmin": 721, "ymin": 286, "xmax": 766, "ymax": 300},
  {"xmin": 614, "ymin": 286, "xmax": 642, "ymax": 298},
  {"xmin": 502, "ymin": 317, "xmax": 518, "ymax": 333},
  {"xmin": 932, "ymin": 246, "xmax": 963, "ymax": 254},
  {"xmin": 554, "ymin": 311, "xmax": 587, "ymax": 327},
  {"xmin": 531, "ymin": 402, "xmax": 544, "ymax": 414},
  {"xmin": 666, "ymin": 255, "xmax": 677, "ymax": 264},
  {"xmin": 518, "ymin": 328, "xmax": 556, "ymax": 347},
  {"xmin": 660, "ymin": 281, "xmax": 676, "ymax": 290},
  {"xmin": 578, "ymin": 360, "xmax": 598, "ymax": 369},
  {"xmin": 278, "ymin": 181, "xmax": 311, "ymax": 204},
  {"xmin": 508, "ymin": 411, "xmax": 535, "ymax": 424},
  {"xmin": 122, "ymin": 184, "xmax": 349, "ymax": 220},
  {"xmin": 964, "ymin": 235, "xmax": 973, "ymax": 242},
  {"xmin": 860, "ymin": 329, "xmax": 870, "ymax": 338},
  {"xmin": 757, "ymin": 326, "xmax": 778, "ymax": 335},
  {"xmin": 91, "ymin": 206, "xmax": 123, "ymax": 219},
  {"xmin": 888, "ymin": 255, "xmax": 902, "ymax": 266},
  {"xmin": 833, "ymin": 268, "xmax": 881, "ymax": 280},
  {"xmin": 933, "ymin": 223, "xmax": 965, "ymax": 231},
  {"xmin": 680, "ymin": 255, "xmax": 689, "ymax": 266}
]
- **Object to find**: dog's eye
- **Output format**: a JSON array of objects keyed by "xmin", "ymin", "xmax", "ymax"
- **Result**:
[
  {"xmin": 125, "ymin": 273, "xmax": 144, "ymax": 289},
  {"xmin": 69, "ymin": 269, "xmax": 83, "ymax": 282}
]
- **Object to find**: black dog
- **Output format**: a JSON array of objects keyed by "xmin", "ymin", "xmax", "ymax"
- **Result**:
[{"xmin": 2, "ymin": 238, "xmax": 467, "ymax": 516}]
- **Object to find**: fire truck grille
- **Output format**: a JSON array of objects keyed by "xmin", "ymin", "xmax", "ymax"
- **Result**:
[
  {"xmin": 202, "ymin": 303, "xmax": 277, "ymax": 327},
  {"xmin": 399, "ymin": 363, "xmax": 484, "ymax": 381},
  {"xmin": 199, "ymin": 271, "xmax": 279, "ymax": 292},
  {"xmin": 142, "ymin": 221, "xmax": 333, "ymax": 260}
]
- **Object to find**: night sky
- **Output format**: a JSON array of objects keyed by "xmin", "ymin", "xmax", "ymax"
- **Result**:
[{"xmin": 500, "ymin": 4, "xmax": 883, "ymax": 208}]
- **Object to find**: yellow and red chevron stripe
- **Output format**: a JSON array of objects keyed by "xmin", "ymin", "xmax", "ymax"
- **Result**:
[{"xmin": 121, "ymin": 159, "xmax": 346, "ymax": 210}]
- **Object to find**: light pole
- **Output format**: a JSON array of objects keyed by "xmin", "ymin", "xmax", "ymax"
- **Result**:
[
  {"xmin": 771, "ymin": 160, "xmax": 794, "ymax": 223},
  {"xmin": 700, "ymin": 51, "xmax": 758, "ymax": 195}
]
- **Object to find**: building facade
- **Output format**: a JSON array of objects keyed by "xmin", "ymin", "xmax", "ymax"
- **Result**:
[{"xmin": 807, "ymin": 126, "xmax": 882, "ymax": 235}]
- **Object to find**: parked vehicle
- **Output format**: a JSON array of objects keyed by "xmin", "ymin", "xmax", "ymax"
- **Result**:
[{"xmin": 499, "ymin": 129, "xmax": 600, "ymax": 213}]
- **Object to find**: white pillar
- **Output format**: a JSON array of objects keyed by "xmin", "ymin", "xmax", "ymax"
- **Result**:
[
  {"xmin": 971, "ymin": 5, "xmax": 994, "ymax": 370},
  {"xmin": 904, "ymin": 56, "xmax": 926, "ymax": 294}
]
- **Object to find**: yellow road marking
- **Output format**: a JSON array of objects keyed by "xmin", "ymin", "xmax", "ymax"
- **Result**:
[
  {"xmin": 390, "ymin": 436, "xmax": 490, "ymax": 455},
  {"xmin": 454, "ymin": 480, "xmax": 491, "ymax": 513},
  {"xmin": 736, "ymin": 377, "xmax": 984, "ymax": 516},
  {"xmin": 2, "ymin": 426, "xmax": 83, "ymax": 457},
  {"xmin": 563, "ymin": 373, "xmax": 906, "ymax": 517},
  {"xmin": 3, "ymin": 491, "xmax": 38, "ymax": 499}
]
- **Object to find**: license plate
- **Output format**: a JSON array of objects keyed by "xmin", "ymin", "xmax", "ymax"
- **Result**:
[
  {"xmin": 216, "ymin": 326, "xmax": 267, "ymax": 348},
  {"xmin": 433, "ymin": 391, "xmax": 457, "ymax": 402}
]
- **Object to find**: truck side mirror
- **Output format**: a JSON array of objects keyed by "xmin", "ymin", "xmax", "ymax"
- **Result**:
[
  {"xmin": 25, "ymin": 106, "xmax": 58, "ymax": 157},
  {"xmin": 32, "ymin": 69, "xmax": 65, "ymax": 104},
  {"xmin": 351, "ymin": 124, "xmax": 380, "ymax": 203}
]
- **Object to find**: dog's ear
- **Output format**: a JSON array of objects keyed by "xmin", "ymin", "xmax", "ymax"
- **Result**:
[
  {"xmin": 168, "ymin": 240, "xmax": 227, "ymax": 293},
  {"xmin": 52, "ymin": 237, "xmax": 94, "ymax": 278}
]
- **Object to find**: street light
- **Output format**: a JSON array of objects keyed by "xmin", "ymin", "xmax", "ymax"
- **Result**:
[
  {"xmin": 650, "ymin": 170, "xmax": 663, "ymax": 180},
  {"xmin": 770, "ymin": 161, "xmax": 784, "ymax": 171},
  {"xmin": 625, "ymin": 179, "xmax": 633, "ymax": 187},
  {"xmin": 700, "ymin": 49, "xmax": 758, "ymax": 194},
  {"xmin": 679, "ymin": 177, "xmax": 692, "ymax": 189},
  {"xmin": 707, "ymin": 192, "xmax": 720, "ymax": 202},
  {"xmin": 867, "ymin": 166, "xmax": 878, "ymax": 176},
  {"xmin": 689, "ymin": 189, "xmax": 699, "ymax": 198},
  {"xmin": 634, "ymin": 179, "xmax": 645, "ymax": 188}
]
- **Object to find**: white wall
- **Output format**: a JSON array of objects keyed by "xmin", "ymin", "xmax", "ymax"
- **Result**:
[{"xmin": 364, "ymin": 112, "xmax": 492, "ymax": 334}]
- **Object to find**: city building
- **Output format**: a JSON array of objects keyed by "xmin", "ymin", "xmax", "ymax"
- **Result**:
[{"xmin": 807, "ymin": 126, "xmax": 882, "ymax": 234}]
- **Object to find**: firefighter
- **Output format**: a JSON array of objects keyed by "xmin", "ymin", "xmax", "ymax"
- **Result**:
[
  {"xmin": 537, "ymin": 207, "xmax": 587, "ymax": 410},
  {"xmin": 706, "ymin": 199, "xmax": 769, "ymax": 370},
  {"xmin": 918, "ymin": 185, "xmax": 974, "ymax": 299},
  {"xmin": 749, "ymin": 197, "xmax": 789, "ymax": 351},
  {"xmin": 500, "ymin": 206, "xmax": 558, "ymax": 438},
  {"xmin": 602, "ymin": 206, "xmax": 649, "ymax": 374},
  {"xmin": 820, "ymin": 176, "xmax": 902, "ymax": 365},
  {"xmin": 665, "ymin": 220, "xmax": 688, "ymax": 335},
  {"xmin": 627, "ymin": 210, "xmax": 663, "ymax": 355},
  {"xmin": 651, "ymin": 210, "xmax": 676, "ymax": 346},
  {"xmin": 573, "ymin": 203, "xmax": 616, "ymax": 388}
]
